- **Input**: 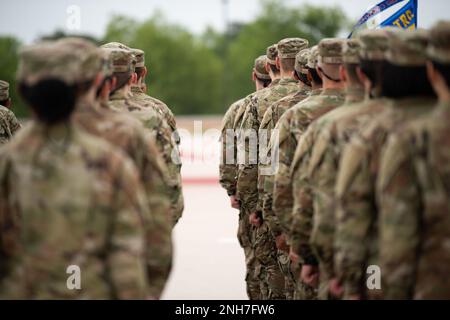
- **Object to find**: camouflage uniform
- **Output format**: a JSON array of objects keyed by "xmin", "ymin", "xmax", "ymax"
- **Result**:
[
  {"xmin": 335, "ymin": 29, "xmax": 434, "ymax": 299},
  {"xmin": 293, "ymin": 39, "xmax": 365, "ymax": 300},
  {"xmin": 258, "ymin": 41, "xmax": 310, "ymax": 300},
  {"xmin": 271, "ymin": 45, "xmax": 322, "ymax": 238},
  {"xmin": 103, "ymin": 46, "xmax": 183, "ymax": 226},
  {"xmin": 237, "ymin": 39, "xmax": 305, "ymax": 299},
  {"xmin": 219, "ymin": 55, "xmax": 271, "ymax": 299},
  {"xmin": 290, "ymin": 39, "xmax": 346, "ymax": 299},
  {"xmin": 0, "ymin": 40, "xmax": 172, "ymax": 299},
  {"xmin": 128, "ymin": 48, "xmax": 184, "ymax": 224},
  {"xmin": 377, "ymin": 22, "xmax": 450, "ymax": 300},
  {"xmin": 56, "ymin": 38, "xmax": 172, "ymax": 243},
  {"xmin": 0, "ymin": 80, "xmax": 21, "ymax": 145},
  {"xmin": 235, "ymin": 45, "xmax": 281, "ymax": 299},
  {"xmin": 130, "ymin": 48, "xmax": 178, "ymax": 133}
]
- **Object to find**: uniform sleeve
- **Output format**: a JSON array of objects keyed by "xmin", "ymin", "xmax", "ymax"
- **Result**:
[
  {"xmin": 154, "ymin": 118, "xmax": 184, "ymax": 225},
  {"xmin": 0, "ymin": 154, "xmax": 21, "ymax": 282},
  {"xmin": 377, "ymin": 134, "xmax": 421, "ymax": 300},
  {"xmin": 109, "ymin": 154, "xmax": 172, "ymax": 299},
  {"xmin": 7, "ymin": 110, "xmax": 21, "ymax": 136},
  {"xmin": 219, "ymin": 102, "xmax": 239, "ymax": 196},
  {"xmin": 273, "ymin": 110, "xmax": 311, "ymax": 235},
  {"xmin": 236, "ymin": 101, "xmax": 260, "ymax": 214},
  {"xmin": 308, "ymin": 128, "xmax": 339, "ymax": 278},
  {"xmin": 334, "ymin": 136, "xmax": 375, "ymax": 296},
  {"xmin": 290, "ymin": 129, "xmax": 318, "ymax": 265}
]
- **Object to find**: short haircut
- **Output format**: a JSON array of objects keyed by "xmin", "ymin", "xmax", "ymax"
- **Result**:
[
  {"xmin": 135, "ymin": 67, "xmax": 145, "ymax": 81},
  {"xmin": 343, "ymin": 63, "xmax": 361, "ymax": 85},
  {"xmin": 280, "ymin": 58, "xmax": 296, "ymax": 72},
  {"xmin": 111, "ymin": 72, "xmax": 132, "ymax": 94}
]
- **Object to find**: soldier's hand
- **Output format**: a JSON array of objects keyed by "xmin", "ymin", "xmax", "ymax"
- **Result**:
[
  {"xmin": 249, "ymin": 212, "xmax": 262, "ymax": 227},
  {"xmin": 230, "ymin": 195, "xmax": 240, "ymax": 210},
  {"xmin": 275, "ymin": 233, "xmax": 289, "ymax": 252},
  {"xmin": 329, "ymin": 278, "xmax": 344, "ymax": 298},
  {"xmin": 289, "ymin": 247, "xmax": 300, "ymax": 265},
  {"xmin": 301, "ymin": 264, "xmax": 319, "ymax": 288}
]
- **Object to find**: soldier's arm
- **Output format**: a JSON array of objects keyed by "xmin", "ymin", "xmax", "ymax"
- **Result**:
[
  {"xmin": 377, "ymin": 134, "xmax": 421, "ymax": 300},
  {"xmin": 219, "ymin": 102, "xmax": 240, "ymax": 196},
  {"xmin": 273, "ymin": 110, "xmax": 310, "ymax": 234},
  {"xmin": 7, "ymin": 109, "xmax": 21, "ymax": 135},
  {"xmin": 236, "ymin": 102, "xmax": 260, "ymax": 214},
  {"xmin": 290, "ymin": 130, "xmax": 318, "ymax": 265},
  {"xmin": 334, "ymin": 137, "xmax": 375, "ymax": 297},
  {"xmin": 139, "ymin": 131, "xmax": 173, "ymax": 226},
  {"xmin": 154, "ymin": 119, "xmax": 184, "ymax": 225},
  {"xmin": 110, "ymin": 155, "xmax": 172, "ymax": 299},
  {"xmin": 308, "ymin": 128, "xmax": 339, "ymax": 278},
  {"xmin": 0, "ymin": 155, "xmax": 20, "ymax": 281}
]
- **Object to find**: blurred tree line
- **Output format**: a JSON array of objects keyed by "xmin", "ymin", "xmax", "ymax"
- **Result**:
[{"xmin": 0, "ymin": 0, "xmax": 347, "ymax": 117}]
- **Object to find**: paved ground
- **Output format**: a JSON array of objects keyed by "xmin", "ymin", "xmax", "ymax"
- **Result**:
[{"xmin": 162, "ymin": 184, "xmax": 248, "ymax": 300}]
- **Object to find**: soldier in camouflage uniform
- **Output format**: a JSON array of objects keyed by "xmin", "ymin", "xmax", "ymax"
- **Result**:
[
  {"xmin": 101, "ymin": 44, "xmax": 183, "ymax": 226},
  {"xmin": 257, "ymin": 38, "xmax": 309, "ymax": 300},
  {"xmin": 269, "ymin": 46, "xmax": 325, "ymax": 300},
  {"xmin": 235, "ymin": 43, "xmax": 282, "ymax": 299},
  {"xmin": 57, "ymin": 39, "xmax": 173, "ymax": 270},
  {"xmin": 335, "ymin": 29, "xmax": 436, "ymax": 300},
  {"xmin": 289, "ymin": 38, "xmax": 346, "ymax": 299},
  {"xmin": 377, "ymin": 21, "xmax": 450, "ymax": 300},
  {"xmin": 129, "ymin": 48, "xmax": 184, "ymax": 224},
  {"xmin": 0, "ymin": 80, "xmax": 21, "ymax": 145},
  {"xmin": 237, "ymin": 39, "xmax": 304, "ymax": 299},
  {"xmin": 289, "ymin": 39, "xmax": 365, "ymax": 300},
  {"xmin": 331, "ymin": 30, "xmax": 391, "ymax": 300},
  {"xmin": 0, "ymin": 40, "xmax": 172, "ymax": 299},
  {"xmin": 219, "ymin": 55, "xmax": 271, "ymax": 299}
]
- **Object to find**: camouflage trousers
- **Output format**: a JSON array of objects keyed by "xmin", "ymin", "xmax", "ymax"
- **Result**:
[
  {"xmin": 254, "ymin": 222, "xmax": 285, "ymax": 300},
  {"xmin": 276, "ymin": 251, "xmax": 296, "ymax": 299},
  {"xmin": 277, "ymin": 252, "xmax": 318, "ymax": 300},
  {"xmin": 237, "ymin": 211, "xmax": 260, "ymax": 300}
]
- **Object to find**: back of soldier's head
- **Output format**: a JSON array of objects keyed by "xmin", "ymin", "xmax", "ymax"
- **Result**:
[
  {"xmin": 428, "ymin": 20, "xmax": 450, "ymax": 86},
  {"xmin": 306, "ymin": 45, "xmax": 322, "ymax": 86},
  {"xmin": 101, "ymin": 47, "xmax": 136, "ymax": 94},
  {"xmin": 317, "ymin": 38, "xmax": 345, "ymax": 82},
  {"xmin": 382, "ymin": 28, "xmax": 435, "ymax": 99},
  {"xmin": 17, "ymin": 38, "xmax": 100, "ymax": 124},
  {"xmin": 294, "ymin": 48, "xmax": 311, "ymax": 86},
  {"xmin": 342, "ymin": 39, "xmax": 362, "ymax": 86},
  {"xmin": 357, "ymin": 29, "xmax": 389, "ymax": 93},
  {"xmin": 277, "ymin": 38, "xmax": 309, "ymax": 73},
  {"xmin": 0, "ymin": 80, "xmax": 10, "ymax": 107},
  {"xmin": 266, "ymin": 44, "xmax": 280, "ymax": 75},
  {"xmin": 253, "ymin": 55, "xmax": 271, "ymax": 87}
]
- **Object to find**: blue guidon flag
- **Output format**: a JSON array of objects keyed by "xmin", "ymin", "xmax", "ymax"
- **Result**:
[{"xmin": 349, "ymin": 0, "xmax": 418, "ymax": 38}]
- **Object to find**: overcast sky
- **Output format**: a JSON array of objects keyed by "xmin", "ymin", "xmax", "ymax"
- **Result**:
[{"xmin": 1, "ymin": 0, "xmax": 449, "ymax": 43}]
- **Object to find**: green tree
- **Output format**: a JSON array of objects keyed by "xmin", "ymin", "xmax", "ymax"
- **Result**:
[
  {"xmin": 0, "ymin": 36, "xmax": 26, "ymax": 117},
  {"xmin": 104, "ymin": 14, "xmax": 224, "ymax": 115},
  {"xmin": 225, "ymin": 0, "xmax": 348, "ymax": 106}
]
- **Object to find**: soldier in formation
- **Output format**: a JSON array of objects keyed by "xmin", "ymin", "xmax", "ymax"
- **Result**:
[
  {"xmin": 0, "ymin": 36, "xmax": 182, "ymax": 299},
  {"xmin": 220, "ymin": 21, "xmax": 450, "ymax": 300}
]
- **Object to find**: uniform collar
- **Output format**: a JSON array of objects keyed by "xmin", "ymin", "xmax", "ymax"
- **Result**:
[
  {"xmin": 345, "ymin": 86, "xmax": 365, "ymax": 104},
  {"xmin": 321, "ymin": 87, "xmax": 345, "ymax": 97}
]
